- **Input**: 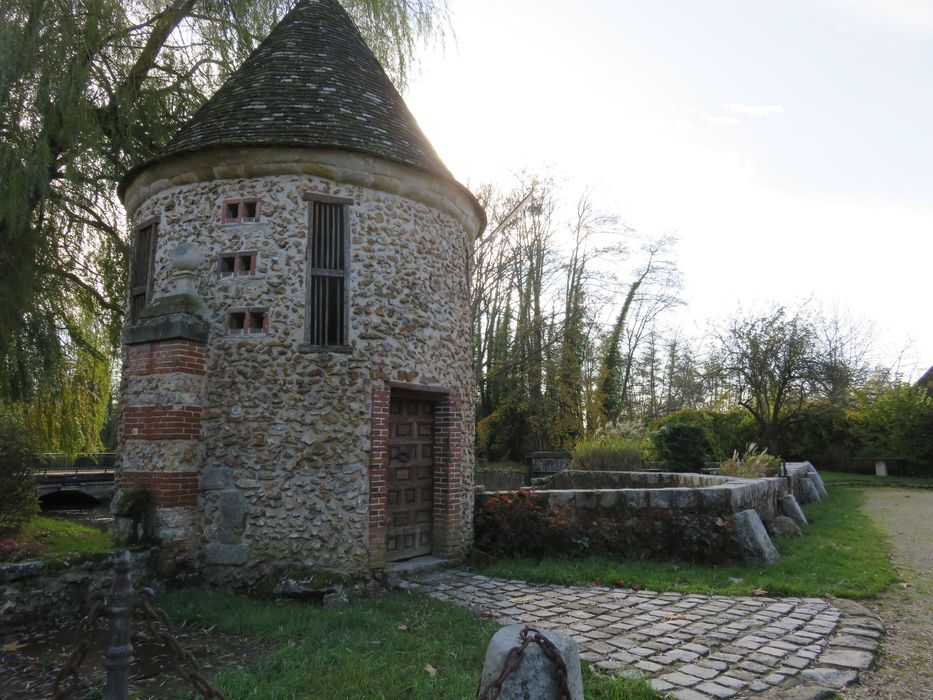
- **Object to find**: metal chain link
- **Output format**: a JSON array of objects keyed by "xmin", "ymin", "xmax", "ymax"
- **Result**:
[
  {"xmin": 51, "ymin": 592, "xmax": 105, "ymax": 700},
  {"xmin": 140, "ymin": 588, "xmax": 228, "ymax": 700},
  {"xmin": 477, "ymin": 626, "xmax": 572, "ymax": 700}
]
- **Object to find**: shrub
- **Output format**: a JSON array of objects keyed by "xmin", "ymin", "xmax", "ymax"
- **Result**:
[
  {"xmin": 849, "ymin": 385, "xmax": 933, "ymax": 475},
  {"xmin": 778, "ymin": 402, "xmax": 855, "ymax": 470},
  {"xmin": 572, "ymin": 434, "xmax": 652, "ymax": 471},
  {"xmin": 0, "ymin": 411, "xmax": 39, "ymax": 535},
  {"xmin": 473, "ymin": 490, "xmax": 740, "ymax": 563},
  {"xmin": 651, "ymin": 423, "xmax": 710, "ymax": 472},
  {"xmin": 719, "ymin": 442, "xmax": 783, "ymax": 478},
  {"xmin": 474, "ymin": 490, "xmax": 583, "ymax": 557},
  {"xmin": 650, "ymin": 408, "xmax": 756, "ymax": 461}
]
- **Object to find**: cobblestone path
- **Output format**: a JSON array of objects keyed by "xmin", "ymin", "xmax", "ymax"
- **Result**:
[{"xmin": 409, "ymin": 570, "xmax": 883, "ymax": 699}]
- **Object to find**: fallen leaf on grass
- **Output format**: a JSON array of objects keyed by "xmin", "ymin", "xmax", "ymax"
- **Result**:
[
  {"xmin": 753, "ymin": 587, "xmax": 768, "ymax": 597},
  {"xmin": 481, "ymin": 610, "xmax": 501, "ymax": 619},
  {"xmin": 2, "ymin": 642, "xmax": 27, "ymax": 652},
  {"xmin": 728, "ymin": 577, "xmax": 744, "ymax": 584},
  {"xmin": 424, "ymin": 664, "xmax": 438, "ymax": 677},
  {"xmin": 899, "ymin": 582, "xmax": 913, "ymax": 589},
  {"xmin": 397, "ymin": 624, "xmax": 412, "ymax": 632}
]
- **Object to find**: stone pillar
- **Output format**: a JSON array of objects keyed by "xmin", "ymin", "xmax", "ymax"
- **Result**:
[{"xmin": 117, "ymin": 244, "xmax": 209, "ymax": 576}]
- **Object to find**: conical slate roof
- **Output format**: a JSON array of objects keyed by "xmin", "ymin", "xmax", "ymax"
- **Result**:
[{"xmin": 123, "ymin": 0, "xmax": 454, "ymax": 191}]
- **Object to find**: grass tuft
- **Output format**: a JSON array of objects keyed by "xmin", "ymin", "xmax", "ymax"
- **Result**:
[{"xmin": 5, "ymin": 516, "xmax": 111, "ymax": 559}]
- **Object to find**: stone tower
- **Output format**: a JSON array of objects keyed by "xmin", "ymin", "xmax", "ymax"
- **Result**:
[{"xmin": 117, "ymin": 0, "xmax": 485, "ymax": 585}]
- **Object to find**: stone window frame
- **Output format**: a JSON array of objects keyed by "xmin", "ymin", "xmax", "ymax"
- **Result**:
[
  {"xmin": 225, "ymin": 307, "xmax": 269, "ymax": 335},
  {"xmin": 217, "ymin": 251, "xmax": 258, "ymax": 277},
  {"xmin": 221, "ymin": 198, "xmax": 261, "ymax": 224},
  {"xmin": 129, "ymin": 216, "xmax": 160, "ymax": 323},
  {"xmin": 299, "ymin": 192, "xmax": 353, "ymax": 353}
]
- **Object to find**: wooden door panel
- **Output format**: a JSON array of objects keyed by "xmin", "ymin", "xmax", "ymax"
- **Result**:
[{"xmin": 386, "ymin": 397, "xmax": 435, "ymax": 561}]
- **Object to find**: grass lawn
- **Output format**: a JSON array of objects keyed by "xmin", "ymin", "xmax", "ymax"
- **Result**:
[
  {"xmin": 159, "ymin": 590, "xmax": 660, "ymax": 700},
  {"xmin": 478, "ymin": 486, "xmax": 896, "ymax": 599},
  {"xmin": 819, "ymin": 470, "xmax": 933, "ymax": 489},
  {"xmin": 2, "ymin": 516, "xmax": 111, "ymax": 559}
]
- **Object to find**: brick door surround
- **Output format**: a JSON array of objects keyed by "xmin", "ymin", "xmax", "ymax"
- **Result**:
[{"xmin": 368, "ymin": 381, "xmax": 463, "ymax": 570}]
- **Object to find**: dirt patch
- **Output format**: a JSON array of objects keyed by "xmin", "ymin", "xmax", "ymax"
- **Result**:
[
  {"xmin": 843, "ymin": 488, "xmax": 933, "ymax": 700},
  {"xmin": 0, "ymin": 609, "xmax": 267, "ymax": 698}
]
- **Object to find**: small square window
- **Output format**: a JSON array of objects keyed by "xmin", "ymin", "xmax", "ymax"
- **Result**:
[
  {"xmin": 218, "ymin": 254, "xmax": 237, "ymax": 276},
  {"xmin": 218, "ymin": 252, "xmax": 257, "ymax": 277},
  {"xmin": 222, "ymin": 199, "xmax": 261, "ymax": 224},
  {"xmin": 226, "ymin": 308, "xmax": 268, "ymax": 335},
  {"xmin": 227, "ymin": 311, "xmax": 247, "ymax": 333}
]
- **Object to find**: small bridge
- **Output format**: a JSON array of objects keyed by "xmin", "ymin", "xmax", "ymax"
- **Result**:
[{"xmin": 35, "ymin": 453, "xmax": 116, "ymax": 502}]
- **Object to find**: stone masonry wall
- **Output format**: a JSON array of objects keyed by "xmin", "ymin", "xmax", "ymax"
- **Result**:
[{"xmin": 123, "ymin": 168, "xmax": 476, "ymax": 583}]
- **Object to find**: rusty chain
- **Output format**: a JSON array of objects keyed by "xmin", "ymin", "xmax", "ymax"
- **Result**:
[
  {"xmin": 51, "ymin": 592, "xmax": 105, "ymax": 700},
  {"xmin": 140, "ymin": 587, "xmax": 228, "ymax": 700},
  {"xmin": 477, "ymin": 626, "xmax": 572, "ymax": 700}
]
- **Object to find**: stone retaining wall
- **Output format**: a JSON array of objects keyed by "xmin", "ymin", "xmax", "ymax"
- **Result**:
[{"xmin": 0, "ymin": 551, "xmax": 154, "ymax": 630}]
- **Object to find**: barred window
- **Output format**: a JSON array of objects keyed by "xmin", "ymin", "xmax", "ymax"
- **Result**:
[
  {"xmin": 129, "ymin": 219, "xmax": 158, "ymax": 322},
  {"xmin": 305, "ymin": 199, "xmax": 349, "ymax": 349}
]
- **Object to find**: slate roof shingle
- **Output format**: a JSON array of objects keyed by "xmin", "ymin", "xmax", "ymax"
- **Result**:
[{"xmin": 122, "ymin": 0, "xmax": 456, "ymax": 193}]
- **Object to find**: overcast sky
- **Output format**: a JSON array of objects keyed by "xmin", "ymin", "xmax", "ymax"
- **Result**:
[{"xmin": 405, "ymin": 0, "xmax": 933, "ymax": 382}]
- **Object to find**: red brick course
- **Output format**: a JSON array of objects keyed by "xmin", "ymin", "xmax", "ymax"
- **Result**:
[
  {"xmin": 119, "ymin": 471, "xmax": 198, "ymax": 507},
  {"xmin": 123, "ymin": 405, "xmax": 202, "ymax": 441},
  {"xmin": 125, "ymin": 340, "xmax": 206, "ymax": 376}
]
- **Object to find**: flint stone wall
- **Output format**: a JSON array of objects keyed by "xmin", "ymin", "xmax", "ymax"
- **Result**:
[{"xmin": 120, "ymin": 160, "xmax": 477, "ymax": 583}]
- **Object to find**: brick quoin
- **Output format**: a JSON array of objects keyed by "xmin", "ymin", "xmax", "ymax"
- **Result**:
[
  {"xmin": 120, "ymin": 471, "xmax": 198, "ymax": 507},
  {"xmin": 368, "ymin": 386, "xmax": 391, "ymax": 551},
  {"xmin": 125, "ymin": 340, "xmax": 206, "ymax": 376},
  {"xmin": 124, "ymin": 405, "xmax": 202, "ymax": 440}
]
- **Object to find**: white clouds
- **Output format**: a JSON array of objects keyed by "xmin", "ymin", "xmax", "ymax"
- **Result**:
[{"xmin": 723, "ymin": 103, "xmax": 786, "ymax": 118}]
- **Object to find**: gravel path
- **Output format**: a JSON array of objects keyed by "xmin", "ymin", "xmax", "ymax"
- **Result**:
[{"xmin": 842, "ymin": 488, "xmax": 933, "ymax": 700}]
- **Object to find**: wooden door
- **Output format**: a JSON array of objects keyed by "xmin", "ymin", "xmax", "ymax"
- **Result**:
[{"xmin": 387, "ymin": 397, "xmax": 434, "ymax": 561}]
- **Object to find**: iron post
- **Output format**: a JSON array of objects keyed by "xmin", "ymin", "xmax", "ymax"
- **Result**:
[{"xmin": 104, "ymin": 551, "xmax": 135, "ymax": 700}]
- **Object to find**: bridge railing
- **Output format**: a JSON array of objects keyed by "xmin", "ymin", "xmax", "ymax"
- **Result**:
[{"xmin": 35, "ymin": 452, "xmax": 116, "ymax": 478}]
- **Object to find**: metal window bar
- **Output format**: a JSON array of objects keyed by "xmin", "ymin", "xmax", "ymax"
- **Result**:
[{"xmin": 307, "ymin": 202, "xmax": 347, "ymax": 347}]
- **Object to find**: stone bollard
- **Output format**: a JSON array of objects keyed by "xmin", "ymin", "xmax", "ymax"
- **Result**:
[
  {"xmin": 478, "ymin": 624, "xmax": 584, "ymax": 699},
  {"xmin": 799, "ymin": 477, "xmax": 821, "ymax": 504},
  {"xmin": 779, "ymin": 494, "xmax": 808, "ymax": 526},
  {"xmin": 734, "ymin": 509, "xmax": 780, "ymax": 564}
]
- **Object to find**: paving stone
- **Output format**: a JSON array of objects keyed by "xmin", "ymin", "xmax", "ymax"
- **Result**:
[
  {"xmin": 660, "ymin": 671, "xmax": 704, "ymax": 687},
  {"xmin": 763, "ymin": 673, "xmax": 786, "ymax": 685},
  {"xmin": 649, "ymin": 678, "xmax": 675, "ymax": 692},
  {"xmin": 636, "ymin": 660, "xmax": 664, "ymax": 673},
  {"xmin": 709, "ymin": 652, "xmax": 742, "ymax": 663},
  {"xmin": 818, "ymin": 648, "xmax": 874, "ymax": 670},
  {"xmin": 672, "ymin": 689, "xmax": 715, "ymax": 700},
  {"xmin": 838, "ymin": 626, "xmax": 881, "ymax": 638},
  {"xmin": 696, "ymin": 681, "xmax": 738, "ymax": 698},
  {"xmin": 678, "ymin": 664, "xmax": 720, "ymax": 680},
  {"xmin": 750, "ymin": 680, "xmax": 770, "ymax": 692},
  {"xmin": 828, "ymin": 634, "xmax": 878, "ymax": 651},
  {"xmin": 716, "ymin": 675, "xmax": 748, "ymax": 689},
  {"xmin": 800, "ymin": 667, "xmax": 859, "ymax": 688},
  {"xmin": 697, "ymin": 659, "xmax": 729, "ymax": 672}
]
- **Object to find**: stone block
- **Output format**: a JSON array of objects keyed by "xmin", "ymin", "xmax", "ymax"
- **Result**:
[
  {"xmin": 734, "ymin": 509, "xmax": 780, "ymax": 564},
  {"xmin": 799, "ymin": 478, "xmax": 821, "ymax": 504},
  {"xmin": 200, "ymin": 467, "xmax": 235, "ymax": 491},
  {"xmin": 799, "ymin": 667, "xmax": 858, "ymax": 689},
  {"xmin": 808, "ymin": 470, "xmax": 828, "ymax": 498},
  {"xmin": 204, "ymin": 543, "xmax": 249, "ymax": 566},
  {"xmin": 624, "ymin": 490, "xmax": 648, "ymax": 510},
  {"xmin": 779, "ymin": 495, "xmax": 808, "ymax": 526},
  {"xmin": 478, "ymin": 624, "xmax": 584, "ymax": 699},
  {"xmin": 770, "ymin": 516, "xmax": 803, "ymax": 538}
]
